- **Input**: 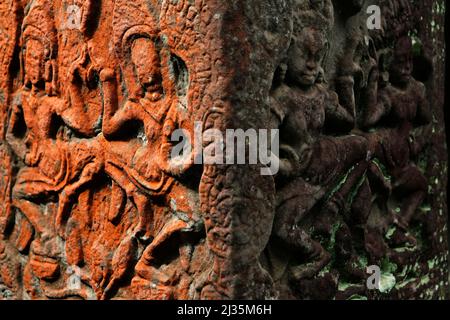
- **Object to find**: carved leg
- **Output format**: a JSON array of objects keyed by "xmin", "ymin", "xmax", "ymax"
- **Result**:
[
  {"xmin": 274, "ymin": 204, "xmax": 330, "ymax": 280},
  {"xmin": 307, "ymin": 135, "xmax": 368, "ymax": 187},
  {"xmin": 102, "ymin": 234, "xmax": 138, "ymax": 300},
  {"xmin": 108, "ymin": 181, "xmax": 126, "ymax": 223},
  {"xmin": 13, "ymin": 167, "xmax": 61, "ymax": 199},
  {"xmin": 287, "ymin": 227, "xmax": 331, "ymax": 281},
  {"xmin": 320, "ymin": 160, "xmax": 369, "ymax": 221},
  {"xmin": 56, "ymin": 161, "xmax": 102, "ymax": 236},
  {"xmin": 12, "ymin": 199, "xmax": 46, "ymax": 236},
  {"xmin": 132, "ymin": 192, "xmax": 154, "ymax": 243},
  {"xmin": 393, "ymin": 165, "xmax": 428, "ymax": 228}
]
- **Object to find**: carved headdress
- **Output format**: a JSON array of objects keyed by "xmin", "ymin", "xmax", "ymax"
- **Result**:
[
  {"xmin": 292, "ymin": 0, "xmax": 334, "ymax": 36},
  {"xmin": 368, "ymin": 0, "xmax": 417, "ymax": 84},
  {"xmin": 21, "ymin": 0, "xmax": 58, "ymax": 94},
  {"xmin": 285, "ymin": 0, "xmax": 333, "ymax": 83},
  {"xmin": 371, "ymin": 0, "xmax": 416, "ymax": 49},
  {"xmin": 273, "ymin": 0, "xmax": 334, "ymax": 87},
  {"xmin": 113, "ymin": 0, "xmax": 160, "ymax": 99}
]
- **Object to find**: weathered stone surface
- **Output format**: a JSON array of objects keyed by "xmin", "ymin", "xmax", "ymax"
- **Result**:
[{"xmin": 0, "ymin": 0, "xmax": 448, "ymax": 300}]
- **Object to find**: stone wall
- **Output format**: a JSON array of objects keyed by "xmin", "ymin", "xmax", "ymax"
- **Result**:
[{"xmin": 0, "ymin": 0, "xmax": 448, "ymax": 300}]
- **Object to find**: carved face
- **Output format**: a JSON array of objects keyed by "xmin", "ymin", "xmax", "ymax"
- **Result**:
[
  {"xmin": 131, "ymin": 37, "xmax": 163, "ymax": 98},
  {"xmin": 389, "ymin": 37, "xmax": 413, "ymax": 87},
  {"xmin": 24, "ymin": 39, "xmax": 46, "ymax": 88},
  {"xmin": 286, "ymin": 28, "xmax": 327, "ymax": 88}
]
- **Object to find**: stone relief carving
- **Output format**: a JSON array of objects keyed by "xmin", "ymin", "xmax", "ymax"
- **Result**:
[
  {"xmin": 262, "ymin": 0, "xmax": 447, "ymax": 300},
  {"xmin": 0, "ymin": 0, "xmax": 448, "ymax": 300}
]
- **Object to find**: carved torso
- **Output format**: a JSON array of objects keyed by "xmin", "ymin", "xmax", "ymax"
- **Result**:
[
  {"xmin": 273, "ymin": 84, "xmax": 332, "ymax": 151},
  {"xmin": 382, "ymin": 79, "xmax": 427, "ymax": 127}
]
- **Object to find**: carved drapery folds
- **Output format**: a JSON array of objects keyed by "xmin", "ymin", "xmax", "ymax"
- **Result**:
[{"xmin": 0, "ymin": 0, "xmax": 448, "ymax": 300}]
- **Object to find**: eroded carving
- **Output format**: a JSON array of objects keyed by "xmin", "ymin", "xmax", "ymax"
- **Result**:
[{"xmin": 0, "ymin": 0, "xmax": 447, "ymax": 300}]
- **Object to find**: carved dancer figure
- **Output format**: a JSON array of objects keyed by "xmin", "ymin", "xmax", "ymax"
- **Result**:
[
  {"xmin": 363, "ymin": 35, "xmax": 431, "ymax": 233},
  {"xmin": 96, "ymin": 1, "xmax": 201, "ymax": 298},
  {"xmin": 100, "ymin": 32, "xmax": 176, "ymax": 241},
  {"xmin": 5, "ymin": 1, "xmax": 103, "ymax": 294},
  {"xmin": 270, "ymin": 22, "xmax": 369, "ymax": 282},
  {"xmin": 333, "ymin": 0, "xmax": 376, "ymax": 124},
  {"xmin": 55, "ymin": 0, "xmax": 113, "ymax": 138},
  {"xmin": 56, "ymin": 43, "xmax": 103, "ymax": 137},
  {"xmin": 8, "ymin": 2, "xmax": 103, "ymax": 231}
]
